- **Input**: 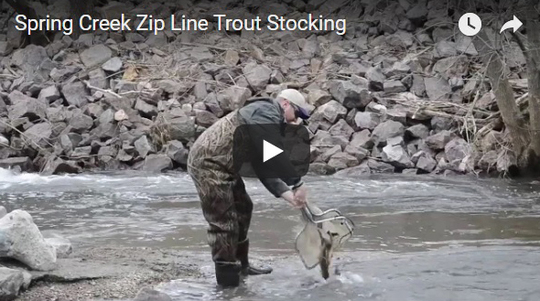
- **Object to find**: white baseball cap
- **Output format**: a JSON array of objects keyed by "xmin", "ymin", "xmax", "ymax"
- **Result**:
[{"xmin": 277, "ymin": 89, "xmax": 310, "ymax": 119}]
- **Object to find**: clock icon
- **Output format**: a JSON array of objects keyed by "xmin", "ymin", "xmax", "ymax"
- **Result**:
[{"xmin": 459, "ymin": 13, "xmax": 482, "ymax": 36}]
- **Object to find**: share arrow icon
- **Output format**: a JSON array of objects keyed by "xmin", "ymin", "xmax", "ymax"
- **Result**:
[{"xmin": 500, "ymin": 15, "xmax": 523, "ymax": 33}]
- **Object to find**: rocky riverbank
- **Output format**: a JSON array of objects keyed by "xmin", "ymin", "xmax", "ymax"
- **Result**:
[{"xmin": 0, "ymin": 0, "xmax": 525, "ymax": 177}]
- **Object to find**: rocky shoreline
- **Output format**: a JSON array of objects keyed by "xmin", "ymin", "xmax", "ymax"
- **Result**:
[{"xmin": 0, "ymin": 0, "xmax": 525, "ymax": 178}]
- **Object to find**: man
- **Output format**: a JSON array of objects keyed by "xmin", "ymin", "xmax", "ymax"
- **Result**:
[{"xmin": 187, "ymin": 89, "xmax": 311, "ymax": 287}]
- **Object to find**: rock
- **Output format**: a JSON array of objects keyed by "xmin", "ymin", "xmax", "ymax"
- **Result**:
[
  {"xmin": 7, "ymin": 91, "xmax": 46, "ymax": 121},
  {"xmin": 308, "ymin": 162, "xmax": 336, "ymax": 175},
  {"xmin": 218, "ymin": 86, "xmax": 252, "ymax": 112},
  {"xmin": 10, "ymin": 45, "xmax": 53, "ymax": 84},
  {"xmin": 382, "ymin": 137, "xmax": 414, "ymax": 168},
  {"xmin": 456, "ymin": 36, "xmax": 478, "ymax": 56},
  {"xmin": 0, "ymin": 157, "xmax": 33, "ymax": 172},
  {"xmin": 204, "ymin": 93, "xmax": 224, "ymax": 117},
  {"xmin": 434, "ymin": 41, "xmax": 458, "ymax": 58},
  {"xmin": 146, "ymin": 32, "xmax": 167, "ymax": 48},
  {"xmin": 102, "ymin": 57, "xmax": 123, "ymax": 72},
  {"xmin": 312, "ymin": 100, "xmax": 347, "ymax": 124},
  {"xmin": 242, "ymin": 62, "xmax": 272, "ymax": 91},
  {"xmin": 71, "ymin": 146, "xmax": 91, "ymax": 158},
  {"xmin": 431, "ymin": 116, "xmax": 454, "ymax": 132},
  {"xmin": 135, "ymin": 99, "xmax": 158, "ymax": 118},
  {"xmin": 80, "ymin": 44, "xmax": 112, "ymax": 68},
  {"xmin": 478, "ymin": 150, "xmax": 498, "ymax": 171},
  {"xmin": 366, "ymin": 67, "xmax": 385, "ymax": 91},
  {"xmin": 414, "ymin": 151, "xmax": 437, "ymax": 172},
  {"xmin": 383, "ymin": 80, "xmax": 407, "ymax": 93},
  {"xmin": 371, "ymin": 120, "xmax": 405, "ymax": 146},
  {"xmin": 0, "ymin": 41, "xmax": 13, "ymax": 56},
  {"xmin": 319, "ymin": 145, "xmax": 341, "ymax": 162},
  {"xmin": 114, "ymin": 109, "xmax": 129, "ymax": 121},
  {"xmin": 134, "ymin": 135, "xmax": 154, "ymax": 159},
  {"xmin": 23, "ymin": 123, "xmax": 52, "ymax": 148},
  {"xmin": 153, "ymin": 109, "xmax": 196, "ymax": 143},
  {"xmin": 425, "ymin": 130, "xmax": 454, "ymax": 150},
  {"xmin": 354, "ymin": 111, "xmax": 380, "ymax": 131},
  {"xmin": 411, "ymin": 75, "xmax": 426, "ymax": 97},
  {"xmin": 38, "ymin": 85, "xmax": 61, "ymax": 103},
  {"xmin": 133, "ymin": 287, "xmax": 172, "ymax": 301},
  {"xmin": 62, "ymin": 81, "xmax": 89, "ymax": 107},
  {"xmin": 424, "ymin": 76, "xmax": 451, "ymax": 101},
  {"xmin": 143, "ymin": 154, "xmax": 173, "ymax": 173},
  {"xmin": 194, "ymin": 82, "xmax": 208, "ymax": 100},
  {"xmin": 328, "ymin": 80, "xmax": 372, "ymax": 109},
  {"xmin": 328, "ymin": 152, "xmax": 359, "ymax": 170},
  {"xmin": 329, "ymin": 119, "xmax": 354, "ymax": 140},
  {"xmin": 444, "ymin": 138, "xmax": 471, "ymax": 165},
  {"xmin": 344, "ymin": 145, "xmax": 369, "ymax": 162},
  {"xmin": 165, "ymin": 140, "xmax": 189, "ymax": 165},
  {"xmin": 195, "ymin": 110, "xmax": 218, "ymax": 128},
  {"xmin": 367, "ymin": 159, "xmax": 395, "ymax": 173},
  {"xmin": 405, "ymin": 124, "xmax": 429, "ymax": 139},
  {"xmin": 384, "ymin": 106, "xmax": 408, "ymax": 124},
  {"xmin": 190, "ymin": 47, "xmax": 214, "ymax": 61},
  {"xmin": 0, "ymin": 210, "xmax": 57, "ymax": 271},
  {"xmin": 41, "ymin": 158, "xmax": 81, "ymax": 175},
  {"xmin": 402, "ymin": 168, "xmax": 418, "ymax": 175},
  {"xmin": 0, "ymin": 207, "xmax": 6, "ymax": 219},
  {"xmin": 97, "ymin": 146, "xmax": 118, "ymax": 158},
  {"xmin": 311, "ymin": 130, "xmax": 349, "ymax": 149},
  {"xmin": 308, "ymin": 89, "xmax": 332, "ymax": 107},
  {"xmin": 406, "ymin": 3, "xmax": 428, "ymax": 24},
  {"xmin": 0, "ymin": 135, "xmax": 8, "ymax": 147},
  {"xmin": 224, "ymin": 50, "xmax": 240, "ymax": 66},
  {"xmin": 69, "ymin": 113, "xmax": 94, "ymax": 132},
  {"xmin": 334, "ymin": 161, "xmax": 371, "ymax": 177},
  {"xmin": 350, "ymin": 130, "xmax": 374, "ymax": 149},
  {"xmin": 44, "ymin": 235, "xmax": 72, "ymax": 258},
  {"xmin": 0, "ymin": 267, "xmax": 25, "ymax": 300}
]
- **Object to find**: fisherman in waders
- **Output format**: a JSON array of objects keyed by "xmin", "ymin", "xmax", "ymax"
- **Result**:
[{"xmin": 187, "ymin": 89, "xmax": 311, "ymax": 287}]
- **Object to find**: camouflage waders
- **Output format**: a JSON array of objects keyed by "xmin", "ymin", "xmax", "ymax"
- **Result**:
[{"xmin": 187, "ymin": 111, "xmax": 253, "ymax": 264}]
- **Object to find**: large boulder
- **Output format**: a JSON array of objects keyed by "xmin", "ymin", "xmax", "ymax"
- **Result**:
[
  {"xmin": 152, "ymin": 108, "xmax": 196, "ymax": 143},
  {"xmin": 405, "ymin": 124, "xmax": 429, "ymax": 139},
  {"xmin": 367, "ymin": 159, "xmax": 395, "ymax": 173},
  {"xmin": 334, "ymin": 161, "xmax": 371, "ymax": 177},
  {"xmin": 425, "ymin": 130, "xmax": 454, "ymax": 150},
  {"xmin": 350, "ymin": 130, "xmax": 374, "ymax": 149},
  {"xmin": 43, "ymin": 233, "xmax": 72, "ymax": 258},
  {"xmin": 80, "ymin": 44, "xmax": 112, "ymax": 68},
  {"xmin": 165, "ymin": 140, "xmax": 189, "ymax": 166},
  {"xmin": 23, "ymin": 123, "xmax": 52, "ymax": 149},
  {"xmin": 7, "ymin": 91, "xmax": 47, "ymax": 121},
  {"xmin": 0, "ymin": 267, "xmax": 25, "ymax": 301},
  {"xmin": 354, "ymin": 111, "xmax": 381, "ymax": 130},
  {"xmin": 0, "ymin": 157, "xmax": 33, "ymax": 172},
  {"xmin": 328, "ymin": 119, "xmax": 354, "ymax": 140},
  {"xmin": 444, "ymin": 138, "xmax": 471, "ymax": 165},
  {"xmin": 327, "ymin": 152, "xmax": 359, "ymax": 170},
  {"xmin": 242, "ymin": 62, "xmax": 272, "ymax": 91},
  {"xmin": 143, "ymin": 154, "xmax": 173, "ymax": 172},
  {"xmin": 381, "ymin": 137, "xmax": 414, "ymax": 168},
  {"xmin": 413, "ymin": 151, "xmax": 437, "ymax": 172},
  {"xmin": 310, "ymin": 100, "xmax": 347, "ymax": 124},
  {"xmin": 10, "ymin": 45, "xmax": 53, "ymax": 84},
  {"xmin": 62, "ymin": 81, "xmax": 89, "ymax": 107},
  {"xmin": 371, "ymin": 120, "xmax": 405, "ymax": 146},
  {"xmin": 218, "ymin": 86, "xmax": 252, "ymax": 112},
  {"xmin": 0, "ymin": 210, "xmax": 57, "ymax": 271}
]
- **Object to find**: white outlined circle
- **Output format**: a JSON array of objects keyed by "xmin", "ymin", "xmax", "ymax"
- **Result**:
[{"xmin": 458, "ymin": 13, "xmax": 482, "ymax": 36}]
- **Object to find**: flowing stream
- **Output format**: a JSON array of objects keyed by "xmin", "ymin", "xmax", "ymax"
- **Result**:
[{"xmin": 1, "ymin": 168, "xmax": 540, "ymax": 301}]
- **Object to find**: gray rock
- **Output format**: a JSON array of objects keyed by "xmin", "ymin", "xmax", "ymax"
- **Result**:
[
  {"xmin": 134, "ymin": 135, "xmax": 154, "ymax": 159},
  {"xmin": 194, "ymin": 82, "xmax": 208, "ymax": 100},
  {"xmin": 203, "ymin": 93, "xmax": 224, "ymax": 117},
  {"xmin": 224, "ymin": 50, "xmax": 240, "ymax": 66},
  {"xmin": 102, "ymin": 57, "xmax": 123, "ymax": 72},
  {"xmin": 425, "ymin": 130, "xmax": 454, "ymax": 151},
  {"xmin": 145, "ymin": 32, "xmax": 167, "ymax": 48},
  {"xmin": 308, "ymin": 89, "xmax": 332, "ymax": 107},
  {"xmin": 71, "ymin": 146, "xmax": 92, "ymax": 158},
  {"xmin": 7, "ymin": 91, "xmax": 47, "ymax": 121},
  {"xmin": 354, "ymin": 111, "xmax": 380, "ymax": 131},
  {"xmin": 218, "ymin": 86, "xmax": 252, "ymax": 112},
  {"xmin": 85, "ymin": 103, "xmax": 105, "ymax": 119},
  {"xmin": 431, "ymin": 116, "xmax": 454, "ymax": 132},
  {"xmin": 0, "ymin": 135, "xmax": 8, "ymax": 147},
  {"xmin": 319, "ymin": 145, "xmax": 342, "ymax": 163},
  {"xmin": 0, "ymin": 207, "xmax": 6, "ymax": 219},
  {"xmin": 0, "ymin": 157, "xmax": 33, "ymax": 172},
  {"xmin": 456, "ymin": 36, "xmax": 478, "ymax": 56},
  {"xmin": 143, "ymin": 154, "xmax": 173, "ymax": 173},
  {"xmin": 402, "ymin": 168, "xmax": 418, "ymax": 175},
  {"xmin": 334, "ymin": 161, "xmax": 371, "ymax": 177},
  {"xmin": 62, "ymin": 81, "xmax": 89, "ymax": 107},
  {"xmin": 478, "ymin": 150, "xmax": 498, "ymax": 171},
  {"xmin": 329, "ymin": 119, "xmax": 354, "ymax": 140},
  {"xmin": 153, "ymin": 109, "xmax": 196, "ymax": 143},
  {"xmin": 328, "ymin": 152, "xmax": 359, "ymax": 170},
  {"xmin": 313, "ymin": 100, "xmax": 347, "ymax": 124},
  {"xmin": 405, "ymin": 124, "xmax": 430, "ymax": 139},
  {"xmin": 88, "ymin": 68, "xmax": 108, "ymax": 90},
  {"xmin": 243, "ymin": 62, "xmax": 272, "ymax": 91},
  {"xmin": 50, "ymin": 66, "xmax": 82, "ymax": 82},
  {"xmin": 308, "ymin": 162, "xmax": 336, "ymax": 175},
  {"xmin": 372, "ymin": 120, "xmax": 405, "ymax": 146},
  {"xmin": 344, "ymin": 145, "xmax": 368, "ymax": 162},
  {"xmin": 383, "ymin": 80, "xmax": 407, "ymax": 93},
  {"xmin": 311, "ymin": 130, "xmax": 349, "ymax": 149},
  {"xmin": 41, "ymin": 158, "xmax": 81, "ymax": 175},
  {"xmin": 0, "ymin": 267, "xmax": 25, "ymax": 300},
  {"xmin": 406, "ymin": 3, "xmax": 428, "ymax": 24},
  {"xmin": 0, "ymin": 41, "xmax": 13, "ymax": 56},
  {"xmin": 23, "ymin": 123, "xmax": 52, "ymax": 148},
  {"xmin": 0, "ymin": 210, "xmax": 57, "ymax": 271},
  {"xmin": 135, "ymin": 99, "xmax": 158, "ymax": 117},
  {"xmin": 69, "ymin": 113, "xmax": 94, "ymax": 133},
  {"xmin": 133, "ymin": 287, "xmax": 172, "ymax": 301},
  {"xmin": 44, "ymin": 234, "xmax": 72, "ymax": 258},
  {"xmin": 424, "ymin": 76, "xmax": 451, "ymax": 101},
  {"xmin": 444, "ymin": 138, "xmax": 471, "ymax": 165},
  {"xmin": 80, "ymin": 44, "xmax": 113, "ymax": 68},
  {"xmin": 434, "ymin": 41, "xmax": 458, "ymax": 58},
  {"xmin": 97, "ymin": 146, "xmax": 118, "ymax": 158},
  {"xmin": 165, "ymin": 140, "xmax": 189, "ymax": 165},
  {"xmin": 382, "ymin": 137, "xmax": 414, "ymax": 168},
  {"xmin": 38, "ymin": 85, "xmax": 61, "ymax": 103},
  {"xmin": 367, "ymin": 159, "xmax": 395, "ymax": 173},
  {"xmin": 385, "ymin": 107, "xmax": 408, "ymax": 124},
  {"xmin": 10, "ymin": 45, "xmax": 53, "ymax": 84},
  {"xmin": 366, "ymin": 67, "xmax": 385, "ymax": 91},
  {"xmin": 411, "ymin": 75, "xmax": 426, "ymax": 97},
  {"xmin": 189, "ymin": 47, "xmax": 214, "ymax": 61},
  {"xmin": 350, "ymin": 129, "xmax": 373, "ymax": 149},
  {"xmin": 328, "ymin": 80, "xmax": 372, "ymax": 109},
  {"xmin": 195, "ymin": 110, "xmax": 218, "ymax": 128}
]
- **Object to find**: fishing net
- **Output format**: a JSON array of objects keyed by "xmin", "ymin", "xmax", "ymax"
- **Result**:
[{"xmin": 294, "ymin": 203, "xmax": 355, "ymax": 278}]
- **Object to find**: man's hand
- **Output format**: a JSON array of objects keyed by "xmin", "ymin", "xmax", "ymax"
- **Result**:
[
  {"xmin": 293, "ymin": 185, "xmax": 307, "ymax": 208},
  {"xmin": 281, "ymin": 190, "xmax": 305, "ymax": 209}
]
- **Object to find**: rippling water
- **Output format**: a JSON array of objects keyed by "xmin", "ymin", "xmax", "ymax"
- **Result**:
[{"xmin": 1, "ymin": 168, "xmax": 540, "ymax": 300}]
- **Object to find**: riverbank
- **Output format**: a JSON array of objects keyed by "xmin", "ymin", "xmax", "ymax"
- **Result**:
[{"xmin": 0, "ymin": 0, "xmax": 527, "ymax": 178}]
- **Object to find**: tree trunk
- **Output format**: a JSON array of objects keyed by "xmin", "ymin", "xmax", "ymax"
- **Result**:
[
  {"xmin": 524, "ymin": 0, "xmax": 540, "ymax": 167},
  {"xmin": 474, "ymin": 32, "xmax": 531, "ymax": 169}
]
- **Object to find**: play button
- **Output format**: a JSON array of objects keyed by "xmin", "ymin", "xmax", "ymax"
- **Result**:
[
  {"xmin": 233, "ymin": 123, "xmax": 310, "ymax": 179},
  {"xmin": 263, "ymin": 140, "xmax": 283, "ymax": 162}
]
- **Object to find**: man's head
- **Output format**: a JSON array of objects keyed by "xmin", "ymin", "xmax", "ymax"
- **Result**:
[{"xmin": 276, "ymin": 89, "xmax": 310, "ymax": 124}]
